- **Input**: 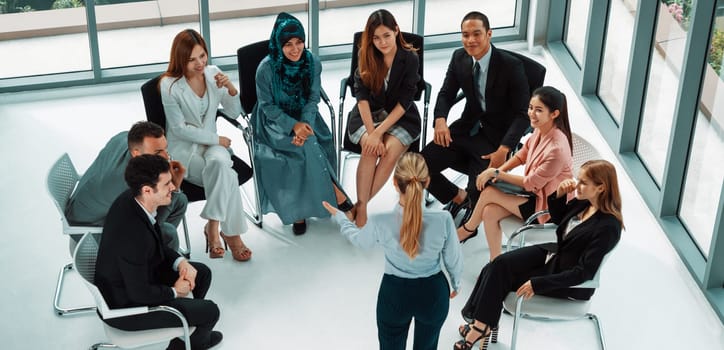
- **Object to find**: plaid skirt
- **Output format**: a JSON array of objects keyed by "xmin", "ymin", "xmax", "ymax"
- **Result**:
[{"xmin": 348, "ymin": 108, "xmax": 417, "ymax": 146}]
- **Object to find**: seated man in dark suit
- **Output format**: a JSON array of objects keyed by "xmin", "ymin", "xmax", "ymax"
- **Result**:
[
  {"xmin": 422, "ymin": 11, "xmax": 530, "ymax": 217},
  {"xmin": 95, "ymin": 154, "xmax": 222, "ymax": 350},
  {"xmin": 66, "ymin": 121, "xmax": 187, "ymax": 251}
]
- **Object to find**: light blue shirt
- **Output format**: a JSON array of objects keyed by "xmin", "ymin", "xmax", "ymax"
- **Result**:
[
  {"xmin": 333, "ymin": 204, "xmax": 463, "ymax": 292},
  {"xmin": 473, "ymin": 47, "xmax": 492, "ymax": 111}
]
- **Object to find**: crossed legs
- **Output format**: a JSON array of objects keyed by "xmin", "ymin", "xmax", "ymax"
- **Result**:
[{"xmin": 458, "ymin": 186, "xmax": 527, "ymax": 260}]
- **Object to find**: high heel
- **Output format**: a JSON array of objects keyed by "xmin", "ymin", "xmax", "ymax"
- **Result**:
[
  {"xmin": 204, "ymin": 224, "xmax": 226, "ymax": 259},
  {"xmin": 221, "ymin": 233, "xmax": 252, "ymax": 261},
  {"xmin": 453, "ymin": 324, "xmax": 490, "ymax": 350},
  {"xmin": 459, "ymin": 324, "xmax": 498, "ymax": 345},
  {"xmin": 459, "ymin": 222, "xmax": 478, "ymax": 244}
]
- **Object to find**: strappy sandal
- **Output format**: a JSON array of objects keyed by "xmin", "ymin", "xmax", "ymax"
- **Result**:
[
  {"xmin": 453, "ymin": 324, "xmax": 490, "ymax": 350},
  {"xmin": 459, "ymin": 324, "xmax": 498, "ymax": 345},
  {"xmin": 221, "ymin": 233, "xmax": 252, "ymax": 261},
  {"xmin": 204, "ymin": 224, "xmax": 226, "ymax": 259},
  {"xmin": 338, "ymin": 199, "xmax": 356, "ymax": 221},
  {"xmin": 459, "ymin": 222, "xmax": 479, "ymax": 244}
]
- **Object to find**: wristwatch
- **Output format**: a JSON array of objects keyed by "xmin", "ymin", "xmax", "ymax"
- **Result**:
[{"xmin": 493, "ymin": 168, "xmax": 500, "ymax": 178}]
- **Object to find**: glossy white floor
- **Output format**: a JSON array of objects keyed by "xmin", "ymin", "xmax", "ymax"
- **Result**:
[{"xmin": 1, "ymin": 44, "xmax": 723, "ymax": 350}]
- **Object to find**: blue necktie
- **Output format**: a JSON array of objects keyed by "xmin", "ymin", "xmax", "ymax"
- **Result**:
[{"xmin": 470, "ymin": 61, "xmax": 483, "ymax": 136}]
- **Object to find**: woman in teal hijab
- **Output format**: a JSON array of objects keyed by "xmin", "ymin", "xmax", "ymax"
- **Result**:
[{"xmin": 252, "ymin": 12, "xmax": 353, "ymax": 235}]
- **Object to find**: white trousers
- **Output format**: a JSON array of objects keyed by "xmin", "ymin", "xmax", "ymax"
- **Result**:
[{"xmin": 185, "ymin": 144, "xmax": 248, "ymax": 235}]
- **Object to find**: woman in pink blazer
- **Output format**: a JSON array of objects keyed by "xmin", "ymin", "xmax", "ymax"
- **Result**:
[{"xmin": 458, "ymin": 86, "xmax": 573, "ymax": 260}]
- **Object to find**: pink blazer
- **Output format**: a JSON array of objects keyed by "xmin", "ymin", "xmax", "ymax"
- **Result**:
[{"xmin": 514, "ymin": 127, "xmax": 573, "ymax": 223}]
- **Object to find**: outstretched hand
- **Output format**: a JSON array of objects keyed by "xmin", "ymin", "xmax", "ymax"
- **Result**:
[{"xmin": 322, "ymin": 201, "xmax": 338, "ymax": 216}]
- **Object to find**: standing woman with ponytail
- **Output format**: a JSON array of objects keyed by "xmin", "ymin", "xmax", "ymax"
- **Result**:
[{"xmin": 323, "ymin": 152, "xmax": 463, "ymax": 350}]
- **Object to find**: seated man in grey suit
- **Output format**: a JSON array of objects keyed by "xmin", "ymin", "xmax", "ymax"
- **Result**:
[
  {"xmin": 95, "ymin": 154, "xmax": 222, "ymax": 350},
  {"xmin": 66, "ymin": 121, "xmax": 187, "ymax": 251}
]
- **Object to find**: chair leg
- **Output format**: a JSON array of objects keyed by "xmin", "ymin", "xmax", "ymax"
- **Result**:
[
  {"xmin": 588, "ymin": 313, "xmax": 607, "ymax": 350},
  {"xmin": 54, "ymin": 262, "xmax": 96, "ymax": 316},
  {"xmin": 510, "ymin": 296, "xmax": 524, "ymax": 350},
  {"xmin": 180, "ymin": 216, "xmax": 191, "ymax": 259},
  {"xmin": 90, "ymin": 342, "xmax": 117, "ymax": 349}
]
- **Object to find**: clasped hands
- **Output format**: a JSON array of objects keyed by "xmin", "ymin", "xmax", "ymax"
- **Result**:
[
  {"xmin": 173, "ymin": 259, "xmax": 198, "ymax": 298},
  {"xmin": 292, "ymin": 122, "xmax": 314, "ymax": 147},
  {"xmin": 360, "ymin": 130, "xmax": 385, "ymax": 156}
]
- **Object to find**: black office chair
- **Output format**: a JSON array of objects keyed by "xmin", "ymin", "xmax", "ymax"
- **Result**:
[
  {"xmin": 140, "ymin": 76, "xmax": 260, "ymax": 228},
  {"xmin": 235, "ymin": 39, "xmax": 337, "ymax": 226},
  {"xmin": 337, "ymin": 31, "xmax": 432, "ymax": 179},
  {"xmin": 452, "ymin": 48, "xmax": 546, "ymax": 108}
]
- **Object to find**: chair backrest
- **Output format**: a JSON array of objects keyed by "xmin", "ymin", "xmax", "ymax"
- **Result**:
[
  {"xmin": 499, "ymin": 48, "xmax": 546, "ymax": 96},
  {"xmin": 345, "ymin": 31, "xmax": 426, "ymax": 101},
  {"xmin": 572, "ymin": 132, "xmax": 601, "ymax": 176},
  {"xmin": 47, "ymin": 153, "xmax": 80, "ymax": 228},
  {"xmin": 236, "ymin": 40, "xmax": 271, "ymax": 114},
  {"xmin": 141, "ymin": 75, "xmax": 167, "ymax": 129},
  {"xmin": 73, "ymin": 233, "xmax": 110, "ymax": 314}
]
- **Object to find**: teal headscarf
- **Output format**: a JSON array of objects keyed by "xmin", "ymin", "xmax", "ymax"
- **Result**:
[{"xmin": 268, "ymin": 12, "xmax": 313, "ymax": 118}]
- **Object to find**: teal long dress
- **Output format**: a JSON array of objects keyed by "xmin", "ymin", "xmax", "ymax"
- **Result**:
[{"xmin": 251, "ymin": 55, "xmax": 342, "ymax": 224}]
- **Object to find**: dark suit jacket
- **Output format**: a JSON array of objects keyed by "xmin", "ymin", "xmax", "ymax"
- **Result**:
[
  {"xmin": 95, "ymin": 189, "xmax": 181, "ymax": 309},
  {"xmin": 434, "ymin": 45, "xmax": 530, "ymax": 149},
  {"xmin": 348, "ymin": 47, "xmax": 421, "ymax": 139},
  {"xmin": 531, "ymin": 194, "xmax": 622, "ymax": 300}
]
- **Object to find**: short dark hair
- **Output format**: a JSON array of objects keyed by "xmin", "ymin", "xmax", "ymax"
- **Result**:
[
  {"xmin": 127, "ymin": 121, "xmax": 165, "ymax": 150},
  {"xmin": 124, "ymin": 154, "xmax": 170, "ymax": 197},
  {"xmin": 461, "ymin": 11, "xmax": 490, "ymax": 31}
]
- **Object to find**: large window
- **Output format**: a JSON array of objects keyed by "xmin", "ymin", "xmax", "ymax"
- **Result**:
[
  {"xmin": 319, "ymin": 0, "xmax": 412, "ymax": 47},
  {"xmin": 598, "ymin": 0, "xmax": 637, "ymax": 123},
  {"xmin": 0, "ymin": 3, "xmax": 90, "ymax": 78},
  {"xmin": 679, "ymin": 7, "xmax": 724, "ymax": 257},
  {"xmin": 563, "ymin": 0, "xmax": 592, "ymax": 67},
  {"xmin": 424, "ymin": 0, "xmax": 517, "ymax": 36},
  {"xmin": 98, "ymin": 1, "xmax": 198, "ymax": 69},
  {"xmin": 637, "ymin": 1, "xmax": 692, "ymax": 186}
]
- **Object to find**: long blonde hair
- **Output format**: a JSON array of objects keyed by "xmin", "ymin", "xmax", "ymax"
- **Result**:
[{"xmin": 394, "ymin": 152, "xmax": 429, "ymax": 259}]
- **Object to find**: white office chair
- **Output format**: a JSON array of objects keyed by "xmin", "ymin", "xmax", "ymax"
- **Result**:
[
  {"xmin": 502, "ymin": 249, "xmax": 616, "ymax": 350},
  {"xmin": 502, "ymin": 132, "xmax": 602, "ymax": 250},
  {"xmin": 47, "ymin": 153, "xmax": 102, "ymax": 316},
  {"xmin": 74, "ymin": 232, "xmax": 195, "ymax": 350}
]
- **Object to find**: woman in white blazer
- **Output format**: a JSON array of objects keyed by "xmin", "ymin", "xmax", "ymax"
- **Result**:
[{"xmin": 160, "ymin": 29, "xmax": 251, "ymax": 262}]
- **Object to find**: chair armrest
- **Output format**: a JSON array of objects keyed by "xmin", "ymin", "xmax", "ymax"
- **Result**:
[
  {"xmin": 101, "ymin": 305, "xmax": 150, "ymax": 320},
  {"xmin": 320, "ymin": 87, "xmax": 335, "ymax": 118},
  {"xmin": 216, "ymin": 109, "xmax": 242, "ymax": 129},
  {"xmin": 424, "ymin": 81, "xmax": 432, "ymax": 104},
  {"xmin": 339, "ymin": 77, "xmax": 350, "ymax": 100},
  {"xmin": 453, "ymin": 92, "xmax": 465, "ymax": 106},
  {"xmin": 523, "ymin": 210, "xmax": 550, "ymax": 226}
]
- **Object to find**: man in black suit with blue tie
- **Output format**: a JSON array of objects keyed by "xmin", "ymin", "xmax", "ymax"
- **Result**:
[
  {"xmin": 94, "ymin": 155, "xmax": 222, "ymax": 350},
  {"xmin": 422, "ymin": 11, "xmax": 530, "ymax": 219}
]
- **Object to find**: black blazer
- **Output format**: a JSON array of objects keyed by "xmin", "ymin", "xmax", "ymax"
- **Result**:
[
  {"xmin": 434, "ymin": 45, "xmax": 530, "ymax": 149},
  {"xmin": 348, "ymin": 47, "xmax": 422, "ymax": 139},
  {"xmin": 95, "ymin": 190, "xmax": 181, "ymax": 309},
  {"xmin": 531, "ymin": 194, "xmax": 622, "ymax": 300}
]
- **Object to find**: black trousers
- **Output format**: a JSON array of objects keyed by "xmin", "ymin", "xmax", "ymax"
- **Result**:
[
  {"xmin": 103, "ymin": 262, "xmax": 219, "ymax": 349},
  {"xmin": 461, "ymin": 246, "xmax": 548, "ymax": 327},
  {"xmin": 376, "ymin": 272, "xmax": 450, "ymax": 350},
  {"xmin": 421, "ymin": 132, "xmax": 496, "ymax": 204}
]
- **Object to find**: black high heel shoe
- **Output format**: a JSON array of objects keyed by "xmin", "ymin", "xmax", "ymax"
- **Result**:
[
  {"xmin": 459, "ymin": 222, "xmax": 478, "ymax": 244},
  {"xmin": 453, "ymin": 324, "xmax": 490, "ymax": 350},
  {"xmin": 459, "ymin": 324, "xmax": 498, "ymax": 344}
]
